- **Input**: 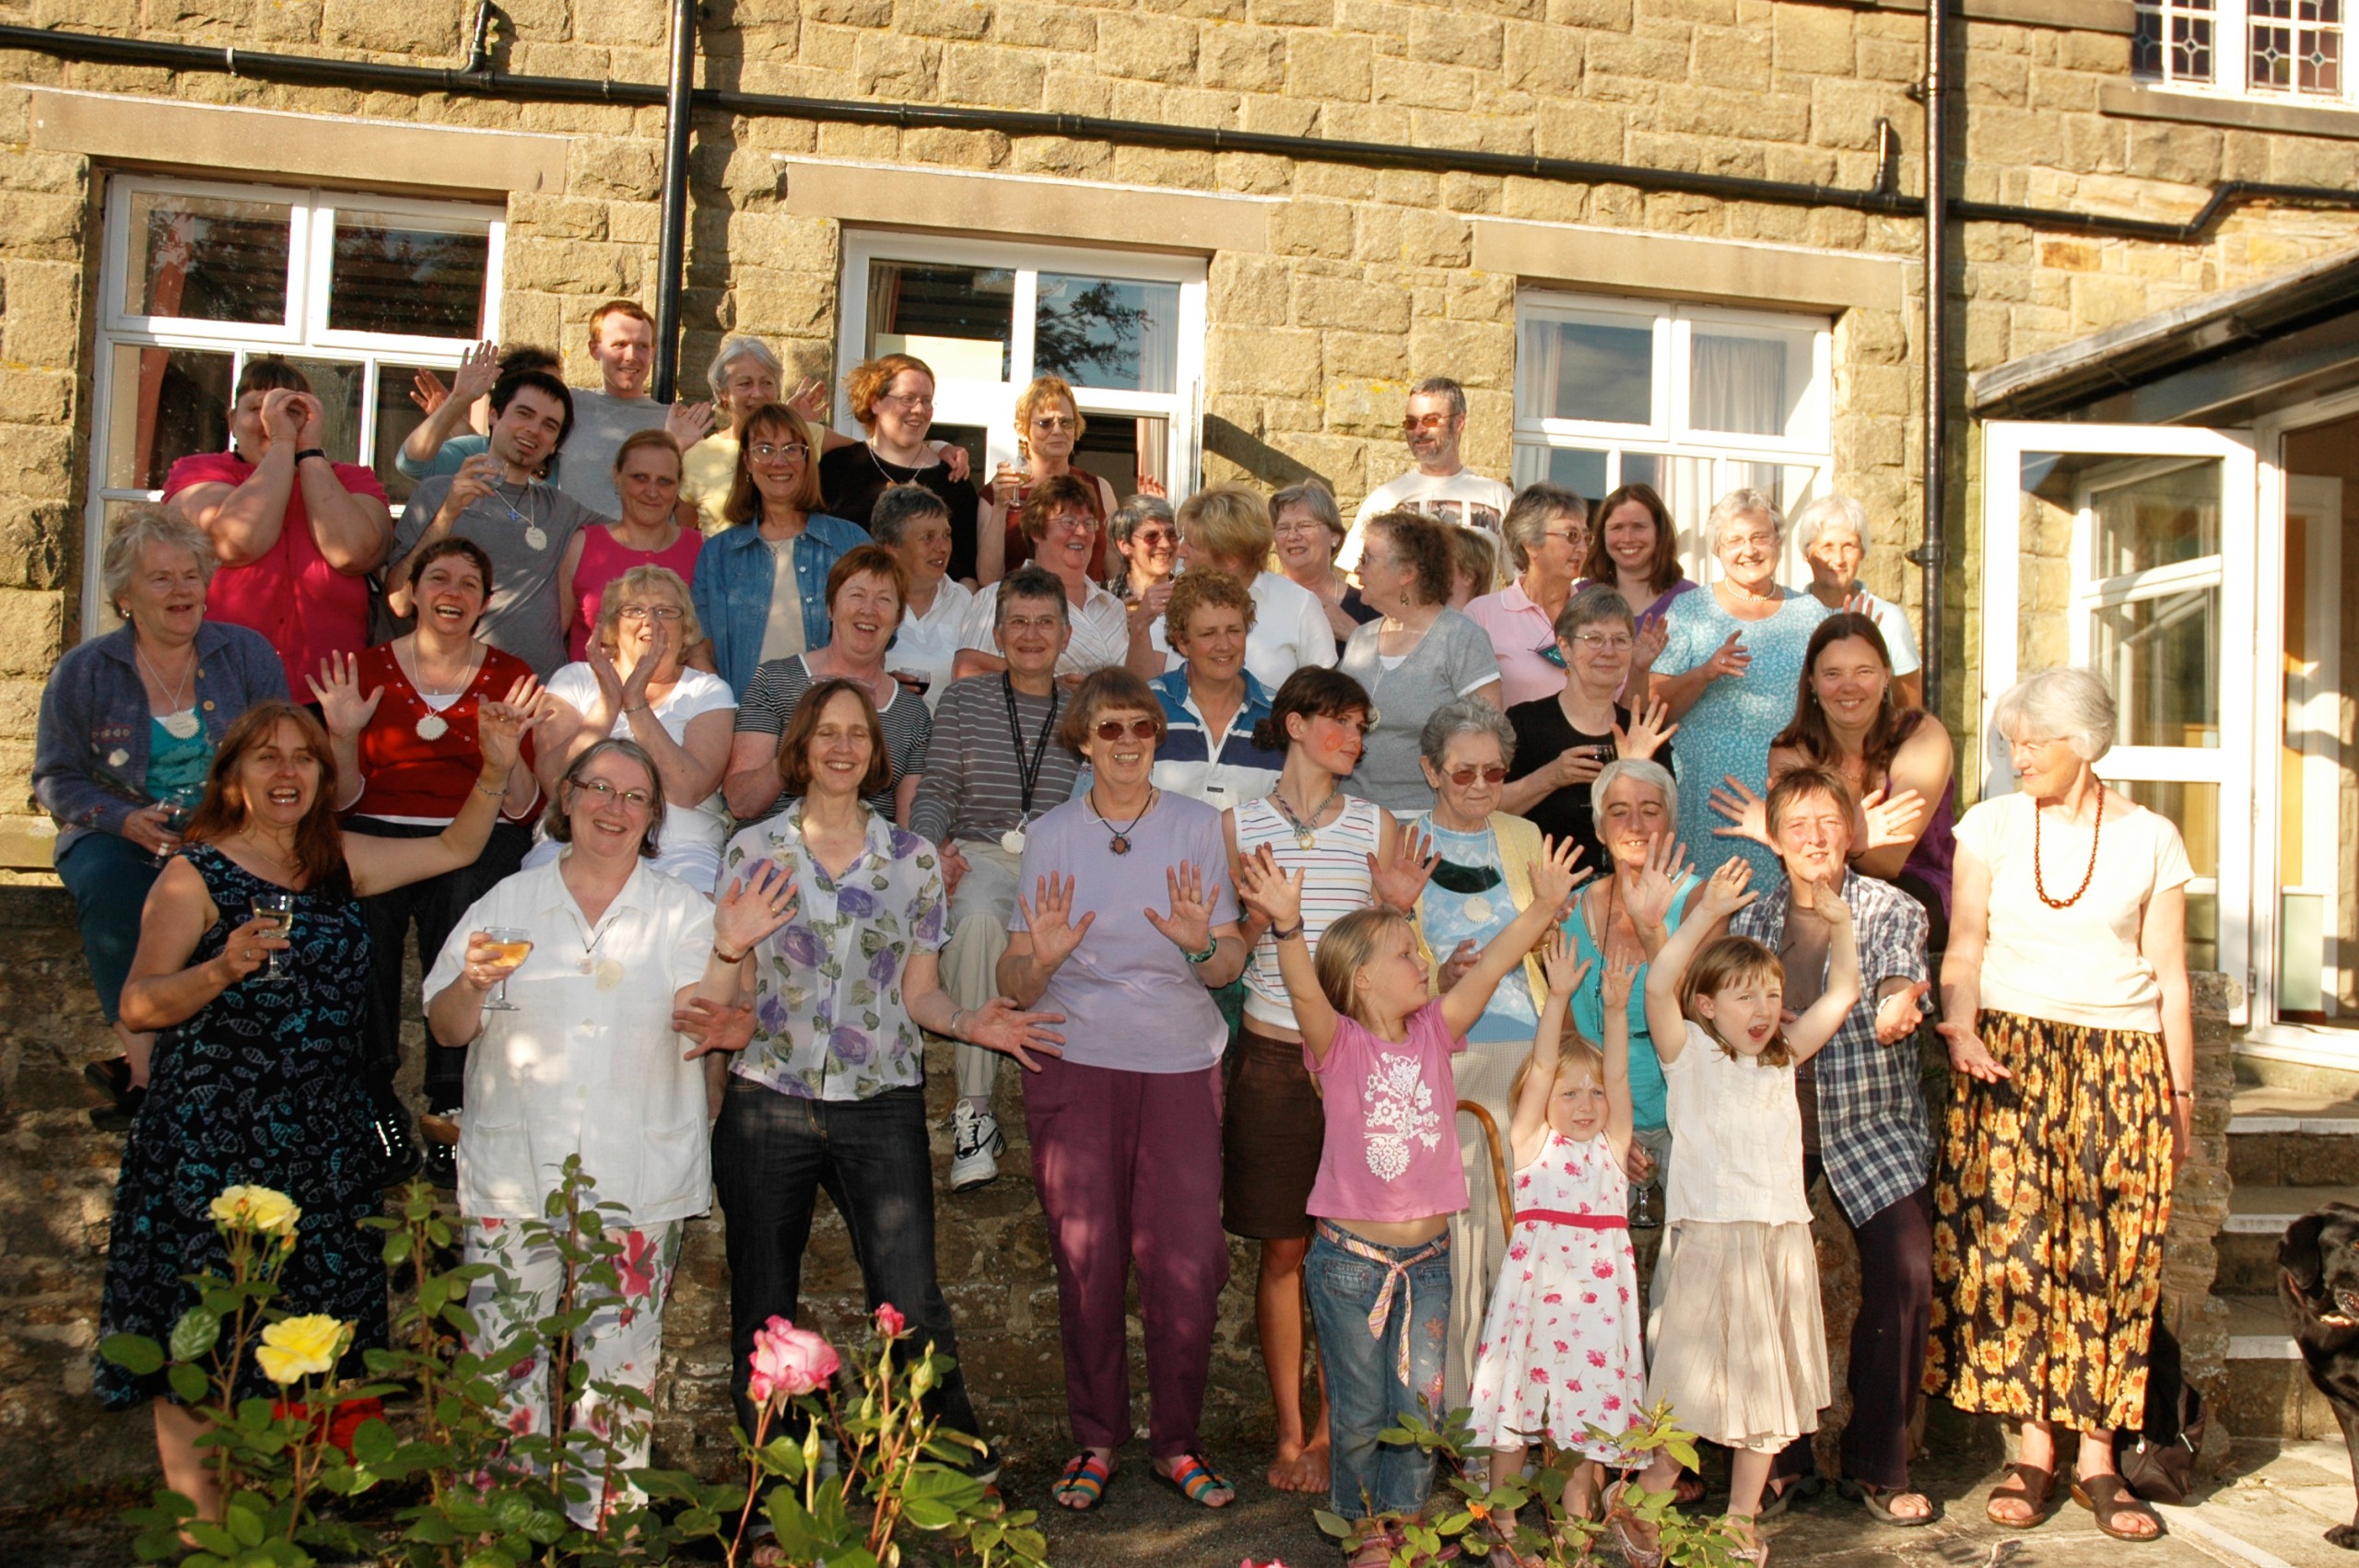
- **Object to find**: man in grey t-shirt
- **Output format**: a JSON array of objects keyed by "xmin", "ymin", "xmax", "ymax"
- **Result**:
[
  {"xmin": 388, "ymin": 369, "xmax": 603, "ymax": 677},
  {"xmin": 554, "ymin": 298, "xmax": 712, "ymax": 520}
]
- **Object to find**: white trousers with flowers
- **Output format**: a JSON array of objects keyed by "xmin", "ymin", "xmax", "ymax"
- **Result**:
[{"xmin": 464, "ymin": 1216, "xmax": 685, "ymax": 1524}]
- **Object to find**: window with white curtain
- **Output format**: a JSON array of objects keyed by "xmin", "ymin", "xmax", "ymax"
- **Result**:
[
  {"xmin": 2136, "ymin": 0, "xmax": 2350, "ymax": 100},
  {"xmin": 1511, "ymin": 293, "xmax": 1832, "ymax": 581}
]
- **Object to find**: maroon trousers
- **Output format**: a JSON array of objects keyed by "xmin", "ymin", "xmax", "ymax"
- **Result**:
[{"xmin": 1023, "ymin": 1053, "xmax": 1229, "ymax": 1457}]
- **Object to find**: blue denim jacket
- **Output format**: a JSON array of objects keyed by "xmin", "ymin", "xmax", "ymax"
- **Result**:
[
  {"xmin": 33, "ymin": 621, "xmax": 289, "ymax": 858},
  {"xmin": 692, "ymin": 512, "xmax": 870, "ymax": 696}
]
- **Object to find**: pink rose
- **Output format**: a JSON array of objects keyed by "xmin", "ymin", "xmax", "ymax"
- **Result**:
[
  {"xmin": 874, "ymin": 1303, "xmax": 907, "ymax": 1339},
  {"xmin": 747, "ymin": 1315, "xmax": 840, "ymax": 1406}
]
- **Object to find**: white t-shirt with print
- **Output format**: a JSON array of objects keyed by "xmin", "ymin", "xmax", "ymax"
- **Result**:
[{"xmin": 1337, "ymin": 467, "xmax": 1517, "ymax": 568}]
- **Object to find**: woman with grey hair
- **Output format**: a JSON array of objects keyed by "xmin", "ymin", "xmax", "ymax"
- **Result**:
[
  {"xmin": 1465, "ymin": 482, "xmax": 1590, "ymax": 706},
  {"xmin": 1928, "ymin": 667, "xmax": 2193, "ymax": 1543},
  {"xmin": 35, "ymin": 506, "xmax": 288, "ymax": 1114},
  {"xmin": 1501, "ymin": 586, "xmax": 1678, "ymax": 868},
  {"xmin": 1400, "ymin": 694, "xmax": 1581, "ymax": 1409},
  {"xmin": 1792, "ymin": 492, "xmax": 1923, "ymax": 708},
  {"xmin": 1652, "ymin": 487, "xmax": 1831, "ymax": 886},
  {"xmin": 871, "ymin": 483, "xmax": 974, "ymax": 710},
  {"xmin": 682, "ymin": 333, "xmax": 784, "ymax": 533},
  {"xmin": 1109, "ymin": 491, "xmax": 1179, "ymax": 629},
  {"xmin": 1270, "ymin": 480, "xmax": 1378, "ymax": 651}
]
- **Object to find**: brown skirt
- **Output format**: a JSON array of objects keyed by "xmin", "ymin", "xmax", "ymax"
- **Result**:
[
  {"xmin": 1222, "ymin": 1023, "xmax": 1325, "ymax": 1240},
  {"xmin": 1925, "ymin": 1009, "xmax": 2174, "ymax": 1431}
]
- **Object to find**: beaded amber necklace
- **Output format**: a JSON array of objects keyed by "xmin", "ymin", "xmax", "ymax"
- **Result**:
[{"xmin": 2031, "ymin": 788, "xmax": 2103, "ymax": 909}]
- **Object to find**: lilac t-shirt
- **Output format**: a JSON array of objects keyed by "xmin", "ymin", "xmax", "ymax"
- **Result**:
[
  {"xmin": 1304, "ymin": 1000, "xmax": 1471, "ymax": 1223},
  {"xmin": 1009, "ymin": 790, "xmax": 1237, "ymax": 1073}
]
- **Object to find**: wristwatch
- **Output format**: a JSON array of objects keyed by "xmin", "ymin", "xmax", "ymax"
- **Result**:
[{"xmin": 293, "ymin": 447, "xmax": 330, "ymax": 465}]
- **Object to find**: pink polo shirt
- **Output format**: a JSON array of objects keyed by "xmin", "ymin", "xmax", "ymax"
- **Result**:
[
  {"xmin": 1464, "ymin": 582, "xmax": 1565, "ymax": 707},
  {"xmin": 164, "ymin": 451, "xmax": 388, "ymax": 685},
  {"xmin": 1305, "ymin": 1000, "xmax": 1471, "ymax": 1224}
]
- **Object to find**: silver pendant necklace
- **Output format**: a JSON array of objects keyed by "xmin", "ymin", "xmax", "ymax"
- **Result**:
[
  {"xmin": 491, "ymin": 477, "xmax": 549, "ymax": 552},
  {"xmin": 406, "ymin": 643, "xmax": 478, "ymax": 743},
  {"xmin": 137, "ymin": 644, "xmax": 201, "ymax": 741}
]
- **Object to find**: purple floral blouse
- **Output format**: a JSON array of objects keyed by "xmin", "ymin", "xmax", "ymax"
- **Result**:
[{"xmin": 720, "ymin": 802, "xmax": 948, "ymax": 1101}]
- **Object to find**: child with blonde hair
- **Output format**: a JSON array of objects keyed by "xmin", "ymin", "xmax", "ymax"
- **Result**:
[
  {"xmin": 1610, "ymin": 854, "xmax": 1860, "ymax": 1568},
  {"xmin": 1466, "ymin": 937, "xmax": 1646, "ymax": 1553},
  {"xmin": 1235, "ymin": 835, "xmax": 1586, "ymax": 1568}
]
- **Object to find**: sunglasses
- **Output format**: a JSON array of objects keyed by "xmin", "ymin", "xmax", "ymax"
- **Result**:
[
  {"xmin": 1401, "ymin": 414, "xmax": 1452, "ymax": 433},
  {"xmin": 1443, "ymin": 764, "xmax": 1509, "ymax": 786},
  {"xmin": 1094, "ymin": 718, "xmax": 1160, "ymax": 742}
]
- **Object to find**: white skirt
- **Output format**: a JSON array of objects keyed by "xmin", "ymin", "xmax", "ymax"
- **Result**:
[{"xmin": 1643, "ymin": 1219, "xmax": 1829, "ymax": 1453}]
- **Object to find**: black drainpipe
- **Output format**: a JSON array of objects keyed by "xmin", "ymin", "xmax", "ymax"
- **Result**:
[
  {"xmin": 8, "ymin": 24, "xmax": 2359, "ymax": 245},
  {"xmin": 651, "ymin": 0, "xmax": 696, "ymax": 404},
  {"xmin": 1914, "ymin": 0, "xmax": 1949, "ymax": 718}
]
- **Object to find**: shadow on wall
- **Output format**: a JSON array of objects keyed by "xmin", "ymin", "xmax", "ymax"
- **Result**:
[{"xmin": 1203, "ymin": 414, "xmax": 1332, "ymax": 494}]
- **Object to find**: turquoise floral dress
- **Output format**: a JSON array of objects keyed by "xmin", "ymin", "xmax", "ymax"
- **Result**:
[{"xmin": 720, "ymin": 803, "xmax": 948, "ymax": 1101}]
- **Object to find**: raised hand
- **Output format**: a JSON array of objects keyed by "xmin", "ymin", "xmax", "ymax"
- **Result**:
[
  {"xmin": 716, "ymin": 858, "xmax": 799, "ymax": 954},
  {"xmin": 1019, "ymin": 873, "xmax": 1097, "ymax": 972},
  {"xmin": 1613, "ymin": 697, "xmax": 1679, "ymax": 759},
  {"xmin": 1368, "ymin": 824, "xmax": 1438, "ymax": 912},
  {"xmin": 501, "ymin": 673, "xmax": 547, "ymax": 722},
  {"xmin": 1708, "ymin": 775, "xmax": 1771, "ymax": 848},
  {"xmin": 1617, "ymin": 832, "xmax": 1689, "ymax": 930},
  {"xmin": 1860, "ymin": 787, "xmax": 1928, "ymax": 852},
  {"xmin": 449, "ymin": 340, "xmax": 500, "ymax": 405},
  {"xmin": 1842, "ymin": 590, "xmax": 1874, "ymax": 618},
  {"xmin": 1600, "ymin": 945, "xmax": 1639, "ymax": 1010},
  {"xmin": 1439, "ymin": 939, "xmax": 1479, "ymax": 991},
  {"xmin": 1632, "ymin": 616, "xmax": 1669, "ymax": 675},
  {"xmin": 1143, "ymin": 860, "xmax": 1218, "ymax": 956},
  {"xmin": 288, "ymin": 392, "xmax": 326, "ymax": 449},
  {"xmin": 305, "ymin": 651, "xmax": 383, "ymax": 741},
  {"xmin": 408, "ymin": 367, "xmax": 452, "ymax": 418},
  {"xmin": 1937, "ymin": 1019, "xmax": 2012, "ymax": 1082},
  {"xmin": 446, "ymin": 452, "xmax": 500, "ymax": 514},
  {"xmin": 259, "ymin": 387, "xmax": 304, "ymax": 445},
  {"xmin": 1693, "ymin": 855, "xmax": 1757, "ymax": 919},
  {"xmin": 1234, "ymin": 844, "xmax": 1305, "ymax": 930},
  {"xmin": 1812, "ymin": 876, "xmax": 1854, "ymax": 935},
  {"xmin": 475, "ymin": 700, "xmax": 529, "ymax": 775},
  {"xmin": 587, "ymin": 639, "xmax": 628, "ymax": 718},
  {"xmin": 665, "ymin": 400, "xmax": 717, "ymax": 449},
  {"xmin": 1873, "ymin": 979, "xmax": 1931, "ymax": 1045},
  {"xmin": 1542, "ymin": 929, "xmax": 1591, "ymax": 1000},
  {"xmin": 618, "ymin": 622, "xmax": 665, "ymax": 708},
  {"xmin": 1701, "ymin": 630, "xmax": 1751, "ymax": 683},
  {"xmin": 675, "ymin": 996, "xmax": 757, "ymax": 1060},
  {"xmin": 785, "ymin": 375, "xmax": 829, "ymax": 426},
  {"xmin": 1135, "ymin": 474, "xmax": 1169, "ymax": 499},
  {"xmin": 962, "ymin": 996, "xmax": 1068, "ymax": 1073},
  {"xmin": 1525, "ymin": 833, "xmax": 1590, "ymax": 914}
]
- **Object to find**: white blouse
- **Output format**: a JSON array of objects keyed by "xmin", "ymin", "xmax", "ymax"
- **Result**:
[
  {"xmin": 524, "ymin": 662, "xmax": 735, "ymax": 894},
  {"xmin": 957, "ymin": 579, "xmax": 1133, "ymax": 676},
  {"xmin": 888, "ymin": 578, "xmax": 976, "ymax": 712},
  {"xmin": 1661, "ymin": 1022, "xmax": 1811, "ymax": 1227},
  {"xmin": 429, "ymin": 859, "xmax": 719, "ymax": 1224}
]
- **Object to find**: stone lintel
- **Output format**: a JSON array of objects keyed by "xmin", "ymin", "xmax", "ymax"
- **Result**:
[
  {"xmin": 775, "ymin": 158, "xmax": 1274, "ymax": 254},
  {"xmin": 27, "ymin": 87, "xmax": 569, "ymax": 196},
  {"xmin": 1471, "ymin": 217, "xmax": 1911, "ymax": 316},
  {"xmin": 2099, "ymin": 80, "xmax": 2359, "ymax": 140}
]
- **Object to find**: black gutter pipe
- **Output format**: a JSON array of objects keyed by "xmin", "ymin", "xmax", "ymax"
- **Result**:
[
  {"xmin": 12, "ymin": 22, "xmax": 2359, "ymax": 245},
  {"xmin": 651, "ymin": 0, "xmax": 696, "ymax": 403},
  {"xmin": 1915, "ymin": 0, "xmax": 1948, "ymax": 718}
]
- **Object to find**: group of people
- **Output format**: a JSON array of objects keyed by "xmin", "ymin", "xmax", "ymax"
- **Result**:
[{"xmin": 43, "ymin": 322, "xmax": 2197, "ymax": 1563}]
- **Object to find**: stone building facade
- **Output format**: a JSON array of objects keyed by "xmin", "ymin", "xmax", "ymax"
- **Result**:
[{"xmin": 0, "ymin": 0, "xmax": 2351, "ymax": 1508}]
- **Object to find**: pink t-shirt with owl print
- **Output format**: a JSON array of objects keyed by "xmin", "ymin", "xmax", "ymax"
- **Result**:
[{"xmin": 1304, "ymin": 1000, "xmax": 1471, "ymax": 1224}]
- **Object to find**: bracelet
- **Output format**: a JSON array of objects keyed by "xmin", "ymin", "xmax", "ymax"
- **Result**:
[
  {"xmin": 293, "ymin": 447, "xmax": 329, "ymax": 465},
  {"xmin": 1183, "ymin": 935, "xmax": 1220, "ymax": 965},
  {"xmin": 475, "ymin": 776, "xmax": 508, "ymax": 799},
  {"xmin": 1269, "ymin": 922, "xmax": 1304, "ymax": 942},
  {"xmin": 713, "ymin": 942, "xmax": 749, "ymax": 965},
  {"xmin": 2170, "ymin": 1089, "xmax": 2193, "ymax": 1100},
  {"xmin": 623, "ymin": 702, "xmax": 650, "ymax": 715},
  {"xmin": 947, "ymin": 1007, "xmax": 968, "ymax": 1040}
]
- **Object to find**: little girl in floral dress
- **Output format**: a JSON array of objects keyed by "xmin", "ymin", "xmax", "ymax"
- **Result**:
[{"xmin": 1468, "ymin": 937, "xmax": 1646, "ymax": 1552}]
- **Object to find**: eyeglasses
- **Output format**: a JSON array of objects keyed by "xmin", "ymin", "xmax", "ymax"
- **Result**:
[
  {"xmin": 748, "ymin": 442, "xmax": 808, "ymax": 462},
  {"xmin": 1543, "ymin": 531, "xmax": 1590, "ymax": 549},
  {"xmin": 618, "ymin": 603, "xmax": 684, "ymax": 621},
  {"xmin": 1030, "ymin": 415, "xmax": 1077, "ymax": 431},
  {"xmin": 1272, "ymin": 519, "xmax": 1329, "ymax": 536},
  {"xmin": 1124, "ymin": 527, "xmax": 1176, "ymax": 547},
  {"xmin": 1444, "ymin": 764, "xmax": 1509, "ymax": 786},
  {"xmin": 1047, "ymin": 512, "xmax": 1100, "ymax": 534},
  {"xmin": 1570, "ymin": 632, "xmax": 1635, "ymax": 653},
  {"xmin": 570, "ymin": 778, "xmax": 655, "ymax": 811},
  {"xmin": 877, "ymin": 392, "xmax": 934, "ymax": 410},
  {"xmin": 1401, "ymin": 414, "xmax": 1452, "ymax": 433},
  {"xmin": 1093, "ymin": 718, "xmax": 1161, "ymax": 742}
]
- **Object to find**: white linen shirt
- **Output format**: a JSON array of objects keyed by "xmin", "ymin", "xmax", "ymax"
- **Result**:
[
  {"xmin": 887, "ymin": 577, "xmax": 976, "ymax": 713},
  {"xmin": 428, "ymin": 858, "xmax": 718, "ymax": 1225},
  {"xmin": 957, "ymin": 579, "xmax": 1132, "ymax": 676},
  {"xmin": 1148, "ymin": 570, "xmax": 1339, "ymax": 692}
]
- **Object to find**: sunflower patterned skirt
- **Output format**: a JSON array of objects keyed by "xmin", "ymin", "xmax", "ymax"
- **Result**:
[{"xmin": 1924, "ymin": 1008, "xmax": 2173, "ymax": 1432}]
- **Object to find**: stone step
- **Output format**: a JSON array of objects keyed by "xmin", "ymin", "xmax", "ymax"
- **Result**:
[
  {"xmin": 2214, "ymin": 1184, "xmax": 2359, "ymax": 1292},
  {"xmin": 2228, "ymin": 1082, "xmax": 2359, "ymax": 1187},
  {"xmin": 2220, "ymin": 1293, "xmax": 2343, "ymax": 1442}
]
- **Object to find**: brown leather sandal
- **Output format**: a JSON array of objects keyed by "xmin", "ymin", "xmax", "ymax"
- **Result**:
[
  {"xmin": 2071, "ymin": 1472, "xmax": 2164, "ymax": 1542},
  {"xmin": 1985, "ymin": 1461, "xmax": 2058, "ymax": 1529}
]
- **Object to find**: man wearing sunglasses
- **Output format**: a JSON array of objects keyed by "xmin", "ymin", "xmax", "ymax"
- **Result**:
[{"xmin": 1335, "ymin": 376, "xmax": 1513, "ymax": 571}]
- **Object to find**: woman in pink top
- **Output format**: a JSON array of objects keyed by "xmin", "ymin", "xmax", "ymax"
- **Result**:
[
  {"xmin": 1237, "ymin": 834, "xmax": 1585, "ymax": 1568},
  {"xmin": 557, "ymin": 428, "xmax": 703, "ymax": 662}
]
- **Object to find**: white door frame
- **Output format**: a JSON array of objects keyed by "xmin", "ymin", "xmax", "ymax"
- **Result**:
[{"xmin": 1978, "ymin": 420, "xmax": 2258, "ymax": 1022}]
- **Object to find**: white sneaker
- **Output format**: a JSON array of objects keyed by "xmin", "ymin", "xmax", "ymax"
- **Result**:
[{"xmin": 949, "ymin": 1101, "xmax": 1003, "ymax": 1191}]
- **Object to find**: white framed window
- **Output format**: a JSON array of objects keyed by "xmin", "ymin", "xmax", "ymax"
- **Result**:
[
  {"xmin": 1509, "ymin": 291, "xmax": 1833, "ymax": 583},
  {"xmin": 833, "ymin": 230, "xmax": 1206, "ymax": 499},
  {"xmin": 85, "ymin": 174, "xmax": 504, "ymax": 638},
  {"xmin": 2136, "ymin": 0, "xmax": 2348, "ymax": 100}
]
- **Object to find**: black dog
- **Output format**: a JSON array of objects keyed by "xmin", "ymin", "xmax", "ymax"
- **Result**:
[{"xmin": 2282, "ymin": 1203, "xmax": 2359, "ymax": 1549}]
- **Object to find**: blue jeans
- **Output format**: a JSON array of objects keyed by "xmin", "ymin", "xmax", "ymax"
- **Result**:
[
  {"xmin": 710, "ymin": 1081, "xmax": 982, "ymax": 1451},
  {"xmin": 56, "ymin": 829, "xmax": 162, "ymax": 1024},
  {"xmin": 1306, "ymin": 1222, "xmax": 1452, "ymax": 1522}
]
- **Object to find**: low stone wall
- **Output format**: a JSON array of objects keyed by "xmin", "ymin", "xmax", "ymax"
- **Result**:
[{"xmin": 0, "ymin": 885, "xmax": 2239, "ymax": 1506}]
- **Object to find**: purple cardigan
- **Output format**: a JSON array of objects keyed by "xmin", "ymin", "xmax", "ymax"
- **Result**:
[{"xmin": 33, "ymin": 620, "xmax": 288, "ymax": 858}]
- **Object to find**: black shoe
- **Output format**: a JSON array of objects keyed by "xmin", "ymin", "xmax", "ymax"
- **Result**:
[
  {"xmin": 88, "ymin": 1085, "xmax": 145, "ymax": 1133},
  {"xmin": 369, "ymin": 1106, "xmax": 423, "ymax": 1188},
  {"xmin": 423, "ymin": 1139, "xmax": 458, "ymax": 1190},
  {"xmin": 83, "ymin": 1055, "xmax": 135, "ymax": 1108}
]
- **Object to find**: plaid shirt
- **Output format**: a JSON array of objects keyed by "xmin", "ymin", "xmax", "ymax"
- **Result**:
[{"xmin": 1733, "ymin": 872, "xmax": 1931, "ymax": 1226}]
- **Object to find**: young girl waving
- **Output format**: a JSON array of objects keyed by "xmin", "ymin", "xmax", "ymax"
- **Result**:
[
  {"xmin": 1236, "ymin": 836, "xmax": 1586, "ymax": 1568},
  {"xmin": 1612, "ymin": 855, "xmax": 1860, "ymax": 1568},
  {"xmin": 1466, "ymin": 940, "xmax": 1646, "ymax": 1550}
]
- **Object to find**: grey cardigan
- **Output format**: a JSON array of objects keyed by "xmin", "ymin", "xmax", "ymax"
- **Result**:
[{"xmin": 33, "ymin": 621, "xmax": 289, "ymax": 858}]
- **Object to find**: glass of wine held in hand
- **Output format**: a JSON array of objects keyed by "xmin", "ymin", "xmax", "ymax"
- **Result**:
[
  {"xmin": 248, "ymin": 891, "xmax": 295, "ymax": 982},
  {"xmin": 482, "ymin": 926, "xmax": 534, "ymax": 1012}
]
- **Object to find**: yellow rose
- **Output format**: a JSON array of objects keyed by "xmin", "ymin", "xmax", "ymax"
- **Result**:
[
  {"xmin": 255, "ymin": 1315, "xmax": 346, "ymax": 1386},
  {"xmin": 209, "ymin": 1185, "xmax": 302, "ymax": 1238}
]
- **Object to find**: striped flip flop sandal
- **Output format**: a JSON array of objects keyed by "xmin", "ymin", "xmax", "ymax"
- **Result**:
[
  {"xmin": 1154, "ymin": 1452, "xmax": 1235, "ymax": 1508},
  {"xmin": 1052, "ymin": 1451, "xmax": 1115, "ymax": 1512}
]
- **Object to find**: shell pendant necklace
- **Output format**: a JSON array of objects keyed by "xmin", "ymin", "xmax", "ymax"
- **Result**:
[
  {"xmin": 1271, "ymin": 779, "xmax": 1339, "ymax": 849},
  {"xmin": 406, "ymin": 642, "xmax": 479, "ymax": 742},
  {"xmin": 137, "ymin": 643, "xmax": 201, "ymax": 740}
]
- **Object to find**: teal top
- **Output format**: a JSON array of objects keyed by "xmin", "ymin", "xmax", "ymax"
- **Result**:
[
  {"xmin": 146, "ymin": 716, "xmax": 213, "ymax": 806},
  {"xmin": 1414, "ymin": 815, "xmax": 1539, "ymax": 1044},
  {"xmin": 1565, "ymin": 869, "xmax": 1700, "ymax": 1131}
]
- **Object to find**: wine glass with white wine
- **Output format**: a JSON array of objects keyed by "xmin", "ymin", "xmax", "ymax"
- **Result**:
[
  {"xmin": 482, "ymin": 926, "xmax": 534, "ymax": 1012},
  {"xmin": 249, "ymin": 890, "xmax": 295, "ymax": 982}
]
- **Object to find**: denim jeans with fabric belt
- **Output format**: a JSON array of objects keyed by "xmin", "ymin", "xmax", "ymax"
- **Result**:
[
  {"xmin": 710, "ymin": 1079, "xmax": 982, "ymax": 1449},
  {"xmin": 1306, "ymin": 1220, "xmax": 1453, "ymax": 1522}
]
